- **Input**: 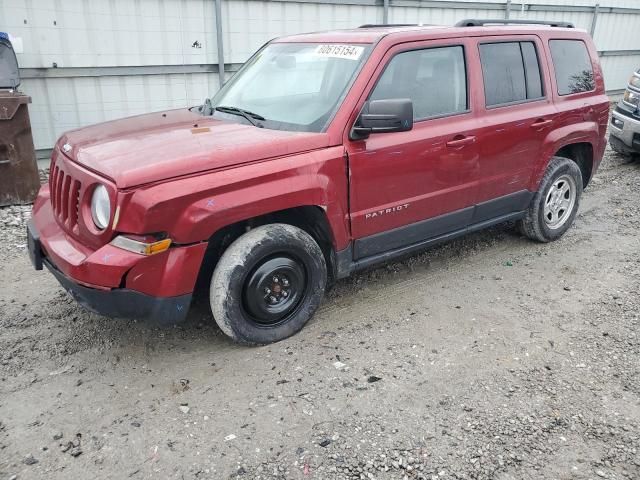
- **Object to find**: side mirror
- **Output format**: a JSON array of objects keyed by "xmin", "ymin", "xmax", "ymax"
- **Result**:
[{"xmin": 351, "ymin": 98, "xmax": 413, "ymax": 139}]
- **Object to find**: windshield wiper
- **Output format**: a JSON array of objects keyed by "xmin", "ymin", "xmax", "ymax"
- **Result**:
[{"xmin": 214, "ymin": 105, "xmax": 265, "ymax": 127}]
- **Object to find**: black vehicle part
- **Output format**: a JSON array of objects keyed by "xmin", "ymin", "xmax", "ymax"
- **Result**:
[{"xmin": 456, "ymin": 19, "xmax": 574, "ymax": 28}]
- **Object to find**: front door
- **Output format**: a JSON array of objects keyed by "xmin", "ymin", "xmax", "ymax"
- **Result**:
[{"xmin": 346, "ymin": 39, "xmax": 480, "ymax": 259}]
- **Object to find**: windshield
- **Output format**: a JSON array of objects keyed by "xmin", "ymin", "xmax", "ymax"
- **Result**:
[{"xmin": 210, "ymin": 43, "xmax": 370, "ymax": 132}]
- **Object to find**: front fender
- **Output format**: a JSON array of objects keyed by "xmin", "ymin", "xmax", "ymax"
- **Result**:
[
  {"xmin": 115, "ymin": 146, "xmax": 350, "ymax": 249},
  {"xmin": 529, "ymin": 121, "xmax": 599, "ymax": 191}
]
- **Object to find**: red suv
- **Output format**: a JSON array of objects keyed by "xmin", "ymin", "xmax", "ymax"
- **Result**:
[{"xmin": 28, "ymin": 20, "xmax": 609, "ymax": 344}]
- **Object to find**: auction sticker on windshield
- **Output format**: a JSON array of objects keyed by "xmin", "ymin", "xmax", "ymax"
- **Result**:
[{"xmin": 314, "ymin": 44, "xmax": 364, "ymax": 60}]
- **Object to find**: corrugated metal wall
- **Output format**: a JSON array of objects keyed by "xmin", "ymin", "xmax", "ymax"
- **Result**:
[{"xmin": 1, "ymin": 0, "xmax": 639, "ymax": 152}]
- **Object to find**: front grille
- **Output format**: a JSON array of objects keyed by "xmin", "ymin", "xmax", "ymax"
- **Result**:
[
  {"xmin": 47, "ymin": 148, "xmax": 114, "ymax": 249},
  {"xmin": 50, "ymin": 163, "xmax": 82, "ymax": 233}
]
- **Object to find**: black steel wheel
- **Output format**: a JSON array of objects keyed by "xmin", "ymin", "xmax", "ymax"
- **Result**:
[{"xmin": 242, "ymin": 255, "xmax": 307, "ymax": 326}]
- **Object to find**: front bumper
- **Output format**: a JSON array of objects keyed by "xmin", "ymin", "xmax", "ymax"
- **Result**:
[
  {"xmin": 610, "ymin": 107, "xmax": 640, "ymax": 153},
  {"xmin": 28, "ymin": 191, "xmax": 207, "ymax": 324},
  {"xmin": 28, "ymin": 220, "xmax": 193, "ymax": 324},
  {"xmin": 48, "ymin": 259, "xmax": 192, "ymax": 324}
]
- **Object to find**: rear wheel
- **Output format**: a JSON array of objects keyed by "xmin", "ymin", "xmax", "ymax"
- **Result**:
[
  {"xmin": 518, "ymin": 156, "xmax": 583, "ymax": 242},
  {"xmin": 210, "ymin": 223, "xmax": 327, "ymax": 345}
]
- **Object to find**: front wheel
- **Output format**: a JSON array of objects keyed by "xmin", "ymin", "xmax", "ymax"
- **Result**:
[
  {"xmin": 518, "ymin": 156, "xmax": 583, "ymax": 242},
  {"xmin": 210, "ymin": 224, "xmax": 327, "ymax": 345}
]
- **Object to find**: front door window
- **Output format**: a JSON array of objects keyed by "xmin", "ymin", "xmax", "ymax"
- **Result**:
[{"xmin": 369, "ymin": 45, "xmax": 467, "ymax": 120}]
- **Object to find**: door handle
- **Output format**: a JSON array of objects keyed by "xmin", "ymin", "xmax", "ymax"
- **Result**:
[
  {"xmin": 446, "ymin": 135, "xmax": 476, "ymax": 148},
  {"xmin": 530, "ymin": 118, "xmax": 553, "ymax": 129}
]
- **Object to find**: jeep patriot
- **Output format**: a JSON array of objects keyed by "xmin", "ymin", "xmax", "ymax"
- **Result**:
[{"xmin": 28, "ymin": 20, "xmax": 609, "ymax": 344}]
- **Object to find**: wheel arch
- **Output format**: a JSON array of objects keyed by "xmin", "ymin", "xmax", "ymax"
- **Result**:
[
  {"xmin": 194, "ymin": 205, "xmax": 339, "ymax": 293},
  {"xmin": 532, "ymin": 122, "xmax": 599, "ymax": 191},
  {"xmin": 553, "ymin": 142, "xmax": 594, "ymax": 188}
]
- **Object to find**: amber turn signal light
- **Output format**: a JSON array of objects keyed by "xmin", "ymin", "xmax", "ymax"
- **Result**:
[{"xmin": 110, "ymin": 235, "xmax": 172, "ymax": 255}]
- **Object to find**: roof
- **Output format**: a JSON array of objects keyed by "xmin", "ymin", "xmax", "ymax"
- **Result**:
[
  {"xmin": 274, "ymin": 24, "xmax": 584, "ymax": 44},
  {"xmin": 275, "ymin": 26, "xmax": 443, "ymax": 44}
]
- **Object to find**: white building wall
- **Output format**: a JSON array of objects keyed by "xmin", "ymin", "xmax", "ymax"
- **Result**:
[
  {"xmin": 222, "ymin": 1, "xmax": 383, "ymax": 63},
  {"xmin": 0, "ymin": 0, "xmax": 638, "ymax": 151}
]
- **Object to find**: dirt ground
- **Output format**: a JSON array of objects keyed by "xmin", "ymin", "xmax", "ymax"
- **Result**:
[{"xmin": 1, "ymin": 144, "xmax": 639, "ymax": 480}]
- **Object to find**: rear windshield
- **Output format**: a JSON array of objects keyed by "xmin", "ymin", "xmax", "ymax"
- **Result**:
[{"xmin": 549, "ymin": 40, "xmax": 595, "ymax": 95}]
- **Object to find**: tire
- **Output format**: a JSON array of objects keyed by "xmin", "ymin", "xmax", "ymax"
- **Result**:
[
  {"xmin": 210, "ymin": 223, "xmax": 327, "ymax": 345},
  {"xmin": 518, "ymin": 156, "xmax": 583, "ymax": 243}
]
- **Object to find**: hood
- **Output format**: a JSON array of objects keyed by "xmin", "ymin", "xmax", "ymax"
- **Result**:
[{"xmin": 58, "ymin": 109, "xmax": 330, "ymax": 188}]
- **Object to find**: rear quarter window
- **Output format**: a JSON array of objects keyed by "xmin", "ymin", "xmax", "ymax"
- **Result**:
[{"xmin": 549, "ymin": 39, "xmax": 595, "ymax": 95}]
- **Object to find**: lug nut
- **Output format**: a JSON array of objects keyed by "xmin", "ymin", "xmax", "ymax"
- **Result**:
[
  {"xmin": 282, "ymin": 291, "xmax": 288, "ymax": 297},
  {"xmin": 264, "ymin": 287, "xmax": 271, "ymax": 294},
  {"xmin": 269, "ymin": 296, "xmax": 277, "ymax": 304}
]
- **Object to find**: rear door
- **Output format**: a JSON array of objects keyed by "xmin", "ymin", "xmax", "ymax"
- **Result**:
[
  {"xmin": 472, "ymin": 36, "xmax": 556, "ymax": 220},
  {"xmin": 346, "ymin": 38, "xmax": 481, "ymax": 259}
]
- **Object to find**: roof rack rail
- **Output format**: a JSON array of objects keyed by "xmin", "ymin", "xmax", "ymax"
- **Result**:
[
  {"xmin": 455, "ymin": 19, "xmax": 574, "ymax": 28},
  {"xmin": 359, "ymin": 24, "xmax": 420, "ymax": 28}
]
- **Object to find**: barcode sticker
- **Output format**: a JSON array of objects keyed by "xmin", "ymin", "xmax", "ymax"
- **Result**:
[{"xmin": 314, "ymin": 44, "xmax": 364, "ymax": 60}]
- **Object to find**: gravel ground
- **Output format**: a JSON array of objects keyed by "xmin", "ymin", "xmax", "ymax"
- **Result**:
[{"xmin": 0, "ymin": 145, "xmax": 639, "ymax": 480}]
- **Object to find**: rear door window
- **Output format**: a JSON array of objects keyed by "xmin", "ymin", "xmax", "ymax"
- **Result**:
[
  {"xmin": 479, "ymin": 41, "xmax": 544, "ymax": 107},
  {"xmin": 549, "ymin": 39, "xmax": 595, "ymax": 95}
]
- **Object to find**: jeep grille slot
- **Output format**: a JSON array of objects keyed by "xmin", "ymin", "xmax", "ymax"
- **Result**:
[{"xmin": 50, "ymin": 164, "xmax": 82, "ymax": 232}]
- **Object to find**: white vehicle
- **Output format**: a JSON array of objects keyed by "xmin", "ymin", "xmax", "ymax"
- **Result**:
[{"xmin": 610, "ymin": 68, "xmax": 640, "ymax": 156}]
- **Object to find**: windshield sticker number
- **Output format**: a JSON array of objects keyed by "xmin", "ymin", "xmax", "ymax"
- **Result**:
[{"xmin": 314, "ymin": 44, "xmax": 364, "ymax": 60}]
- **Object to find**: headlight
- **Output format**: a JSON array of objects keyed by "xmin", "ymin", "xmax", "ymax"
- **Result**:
[
  {"xmin": 90, "ymin": 184, "xmax": 111, "ymax": 230},
  {"xmin": 629, "ymin": 74, "xmax": 640, "ymax": 90},
  {"xmin": 623, "ymin": 88, "xmax": 639, "ymax": 107}
]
